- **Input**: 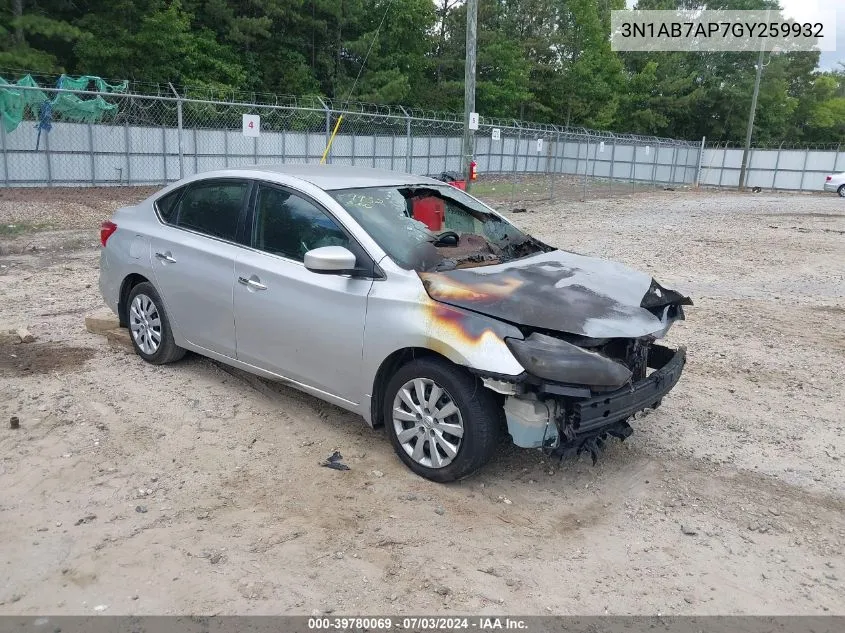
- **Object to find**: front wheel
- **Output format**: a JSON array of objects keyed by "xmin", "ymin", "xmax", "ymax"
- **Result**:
[
  {"xmin": 383, "ymin": 357, "xmax": 501, "ymax": 482},
  {"xmin": 838, "ymin": 184, "xmax": 845, "ymax": 198}
]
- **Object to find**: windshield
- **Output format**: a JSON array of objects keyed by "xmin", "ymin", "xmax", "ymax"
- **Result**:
[{"xmin": 328, "ymin": 184, "xmax": 552, "ymax": 271}]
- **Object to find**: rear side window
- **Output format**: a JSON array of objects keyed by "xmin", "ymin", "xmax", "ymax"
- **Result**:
[
  {"xmin": 155, "ymin": 188, "xmax": 183, "ymax": 223},
  {"xmin": 172, "ymin": 180, "xmax": 249, "ymax": 241}
]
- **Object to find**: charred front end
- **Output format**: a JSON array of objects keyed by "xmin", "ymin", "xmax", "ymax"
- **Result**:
[
  {"xmin": 419, "ymin": 250, "xmax": 692, "ymax": 461},
  {"xmin": 489, "ymin": 333, "xmax": 686, "ymax": 462}
]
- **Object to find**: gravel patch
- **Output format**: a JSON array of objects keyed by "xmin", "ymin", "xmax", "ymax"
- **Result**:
[{"xmin": 0, "ymin": 187, "xmax": 843, "ymax": 615}]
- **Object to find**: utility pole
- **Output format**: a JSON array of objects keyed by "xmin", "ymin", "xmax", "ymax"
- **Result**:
[
  {"xmin": 738, "ymin": 41, "xmax": 765, "ymax": 191},
  {"xmin": 462, "ymin": 0, "xmax": 478, "ymax": 190}
]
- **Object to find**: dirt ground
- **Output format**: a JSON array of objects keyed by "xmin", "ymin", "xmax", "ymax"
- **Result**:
[{"xmin": 0, "ymin": 187, "xmax": 843, "ymax": 616}]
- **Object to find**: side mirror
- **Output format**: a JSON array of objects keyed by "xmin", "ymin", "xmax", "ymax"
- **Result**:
[{"xmin": 304, "ymin": 246, "xmax": 358, "ymax": 275}]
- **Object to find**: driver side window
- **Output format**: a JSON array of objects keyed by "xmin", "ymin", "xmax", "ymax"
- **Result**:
[{"xmin": 252, "ymin": 185, "xmax": 349, "ymax": 261}]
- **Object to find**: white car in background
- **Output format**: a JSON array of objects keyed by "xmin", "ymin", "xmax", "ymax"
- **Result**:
[{"xmin": 824, "ymin": 172, "xmax": 845, "ymax": 196}]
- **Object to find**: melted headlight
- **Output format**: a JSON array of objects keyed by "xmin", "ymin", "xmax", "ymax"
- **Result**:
[{"xmin": 506, "ymin": 333, "xmax": 632, "ymax": 388}]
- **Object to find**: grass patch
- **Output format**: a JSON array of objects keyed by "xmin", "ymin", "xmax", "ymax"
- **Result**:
[
  {"xmin": 470, "ymin": 179, "xmax": 553, "ymax": 197},
  {"xmin": 0, "ymin": 222, "xmax": 54, "ymax": 236}
]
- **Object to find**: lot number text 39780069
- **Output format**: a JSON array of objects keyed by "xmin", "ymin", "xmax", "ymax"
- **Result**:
[{"xmin": 307, "ymin": 616, "xmax": 529, "ymax": 631}]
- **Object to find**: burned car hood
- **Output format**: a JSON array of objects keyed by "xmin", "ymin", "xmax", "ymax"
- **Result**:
[{"xmin": 418, "ymin": 250, "xmax": 692, "ymax": 339}]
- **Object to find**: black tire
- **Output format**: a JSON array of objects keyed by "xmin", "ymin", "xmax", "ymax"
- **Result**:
[
  {"xmin": 383, "ymin": 357, "xmax": 501, "ymax": 482},
  {"xmin": 838, "ymin": 185, "xmax": 845, "ymax": 198},
  {"xmin": 125, "ymin": 282, "xmax": 185, "ymax": 365}
]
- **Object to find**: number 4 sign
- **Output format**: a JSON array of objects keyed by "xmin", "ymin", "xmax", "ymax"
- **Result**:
[{"xmin": 242, "ymin": 114, "xmax": 260, "ymax": 137}]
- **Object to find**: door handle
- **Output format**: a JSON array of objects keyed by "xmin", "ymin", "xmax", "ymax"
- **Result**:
[
  {"xmin": 155, "ymin": 251, "xmax": 176, "ymax": 263},
  {"xmin": 238, "ymin": 276, "xmax": 267, "ymax": 291}
]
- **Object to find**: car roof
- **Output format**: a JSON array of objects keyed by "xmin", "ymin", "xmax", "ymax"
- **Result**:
[{"xmin": 227, "ymin": 164, "xmax": 446, "ymax": 190}]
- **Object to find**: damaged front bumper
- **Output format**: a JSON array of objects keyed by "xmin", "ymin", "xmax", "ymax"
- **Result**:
[
  {"xmin": 570, "ymin": 345, "xmax": 685, "ymax": 434},
  {"xmin": 497, "ymin": 344, "xmax": 686, "ymax": 461}
]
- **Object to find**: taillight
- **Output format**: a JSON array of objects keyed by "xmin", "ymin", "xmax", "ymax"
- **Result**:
[
  {"xmin": 826, "ymin": 176, "xmax": 832, "ymax": 181},
  {"xmin": 100, "ymin": 221, "xmax": 117, "ymax": 246}
]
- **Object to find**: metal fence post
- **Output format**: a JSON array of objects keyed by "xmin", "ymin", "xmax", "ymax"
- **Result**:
[
  {"xmin": 253, "ymin": 108, "xmax": 259, "ymax": 165},
  {"xmin": 669, "ymin": 144, "xmax": 678, "ymax": 185},
  {"xmin": 498, "ymin": 126, "xmax": 505, "ymax": 173},
  {"xmin": 314, "ymin": 97, "xmax": 331, "ymax": 164},
  {"xmin": 566, "ymin": 135, "xmax": 581, "ymax": 189},
  {"xmin": 695, "ymin": 137, "xmax": 705, "ymax": 187},
  {"xmin": 582, "ymin": 134, "xmax": 589, "ymax": 201},
  {"xmin": 717, "ymin": 144, "xmax": 728, "ymax": 187},
  {"xmin": 1, "ymin": 124, "xmax": 7, "ymax": 187},
  {"xmin": 510, "ymin": 124, "xmax": 521, "ymax": 207},
  {"xmin": 193, "ymin": 126, "xmax": 198, "ymax": 175},
  {"xmin": 770, "ymin": 141, "xmax": 783, "ymax": 190},
  {"xmin": 747, "ymin": 147, "xmax": 755, "ymax": 188},
  {"xmin": 550, "ymin": 127, "xmax": 561, "ymax": 202},
  {"xmin": 325, "ymin": 107, "xmax": 332, "ymax": 165},
  {"xmin": 399, "ymin": 106, "xmax": 412, "ymax": 173},
  {"xmin": 123, "ymin": 121, "xmax": 131, "ymax": 185},
  {"xmin": 609, "ymin": 135, "xmax": 616, "ymax": 195},
  {"xmin": 169, "ymin": 83, "xmax": 184, "ymax": 179},
  {"xmin": 798, "ymin": 147, "xmax": 810, "ymax": 191},
  {"xmin": 88, "ymin": 123, "xmax": 96, "ymax": 185},
  {"xmin": 161, "ymin": 120, "xmax": 167, "ymax": 183},
  {"xmin": 650, "ymin": 142, "xmax": 658, "ymax": 189},
  {"xmin": 45, "ymin": 127, "xmax": 53, "ymax": 187}
]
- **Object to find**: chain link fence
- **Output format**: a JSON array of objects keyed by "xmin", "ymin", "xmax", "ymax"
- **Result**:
[{"xmin": 1, "ymin": 83, "xmax": 702, "ymax": 203}]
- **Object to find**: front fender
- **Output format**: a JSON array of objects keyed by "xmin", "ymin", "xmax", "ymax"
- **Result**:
[
  {"xmin": 419, "ymin": 299, "xmax": 524, "ymax": 374},
  {"xmin": 362, "ymin": 274, "xmax": 525, "ymax": 383}
]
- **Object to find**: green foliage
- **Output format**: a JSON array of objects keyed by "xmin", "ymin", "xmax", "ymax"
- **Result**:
[{"xmin": 0, "ymin": 0, "xmax": 841, "ymax": 142}]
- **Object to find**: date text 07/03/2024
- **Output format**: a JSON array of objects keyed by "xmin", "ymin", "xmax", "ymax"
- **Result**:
[{"xmin": 307, "ymin": 616, "xmax": 529, "ymax": 631}]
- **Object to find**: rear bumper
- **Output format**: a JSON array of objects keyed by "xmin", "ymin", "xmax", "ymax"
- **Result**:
[
  {"xmin": 823, "ymin": 182, "xmax": 839, "ymax": 193},
  {"xmin": 98, "ymin": 249, "xmax": 120, "ymax": 316},
  {"xmin": 572, "ymin": 345, "xmax": 686, "ymax": 433}
]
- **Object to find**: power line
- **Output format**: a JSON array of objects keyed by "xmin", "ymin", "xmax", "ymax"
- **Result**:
[{"xmin": 343, "ymin": 0, "xmax": 396, "ymax": 107}]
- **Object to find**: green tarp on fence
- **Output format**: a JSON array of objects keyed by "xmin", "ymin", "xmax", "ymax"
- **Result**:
[{"xmin": 0, "ymin": 74, "xmax": 127, "ymax": 134}]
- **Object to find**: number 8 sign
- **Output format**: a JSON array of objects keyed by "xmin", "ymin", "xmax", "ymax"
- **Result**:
[{"xmin": 242, "ymin": 114, "xmax": 260, "ymax": 137}]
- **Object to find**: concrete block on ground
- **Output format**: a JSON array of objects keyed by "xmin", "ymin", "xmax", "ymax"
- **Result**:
[
  {"xmin": 85, "ymin": 309, "xmax": 120, "ymax": 335},
  {"xmin": 104, "ymin": 327, "xmax": 134, "ymax": 352},
  {"xmin": 0, "ymin": 330, "xmax": 21, "ymax": 345},
  {"xmin": 16, "ymin": 327, "xmax": 35, "ymax": 343}
]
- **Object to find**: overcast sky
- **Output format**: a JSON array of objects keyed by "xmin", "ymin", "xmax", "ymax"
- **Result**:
[
  {"xmin": 780, "ymin": 0, "xmax": 843, "ymax": 70},
  {"xmin": 625, "ymin": 1, "xmax": 843, "ymax": 70}
]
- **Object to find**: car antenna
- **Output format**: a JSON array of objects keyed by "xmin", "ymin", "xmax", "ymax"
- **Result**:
[{"xmin": 319, "ymin": 0, "xmax": 396, "ymax": 165}]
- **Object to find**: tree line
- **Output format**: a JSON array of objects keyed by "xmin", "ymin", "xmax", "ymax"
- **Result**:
[{"xmin": 1, "ymin": 0, "xmax": 843, "ymax": 144}]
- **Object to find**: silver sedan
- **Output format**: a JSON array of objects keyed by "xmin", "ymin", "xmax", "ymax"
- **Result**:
[
  {"xmin": 99, "ymin": 165, "xmax": 691, "ymax": 481},
  {"xmin": 824, "ymin": 171, "xmax": 845, "ymax": 196}
]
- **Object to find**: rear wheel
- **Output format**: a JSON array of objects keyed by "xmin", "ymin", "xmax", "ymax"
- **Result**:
[
  {"xmin": 838, "ymin": 184, "xmax": 845, "ymax": 198},
  {"xmin": 126, "ymin": 282, "xmax": 185, "ymax": 364},
  {"xmin": 383, "ymin": 357, "xmax": 501, "ymax": 482}
]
